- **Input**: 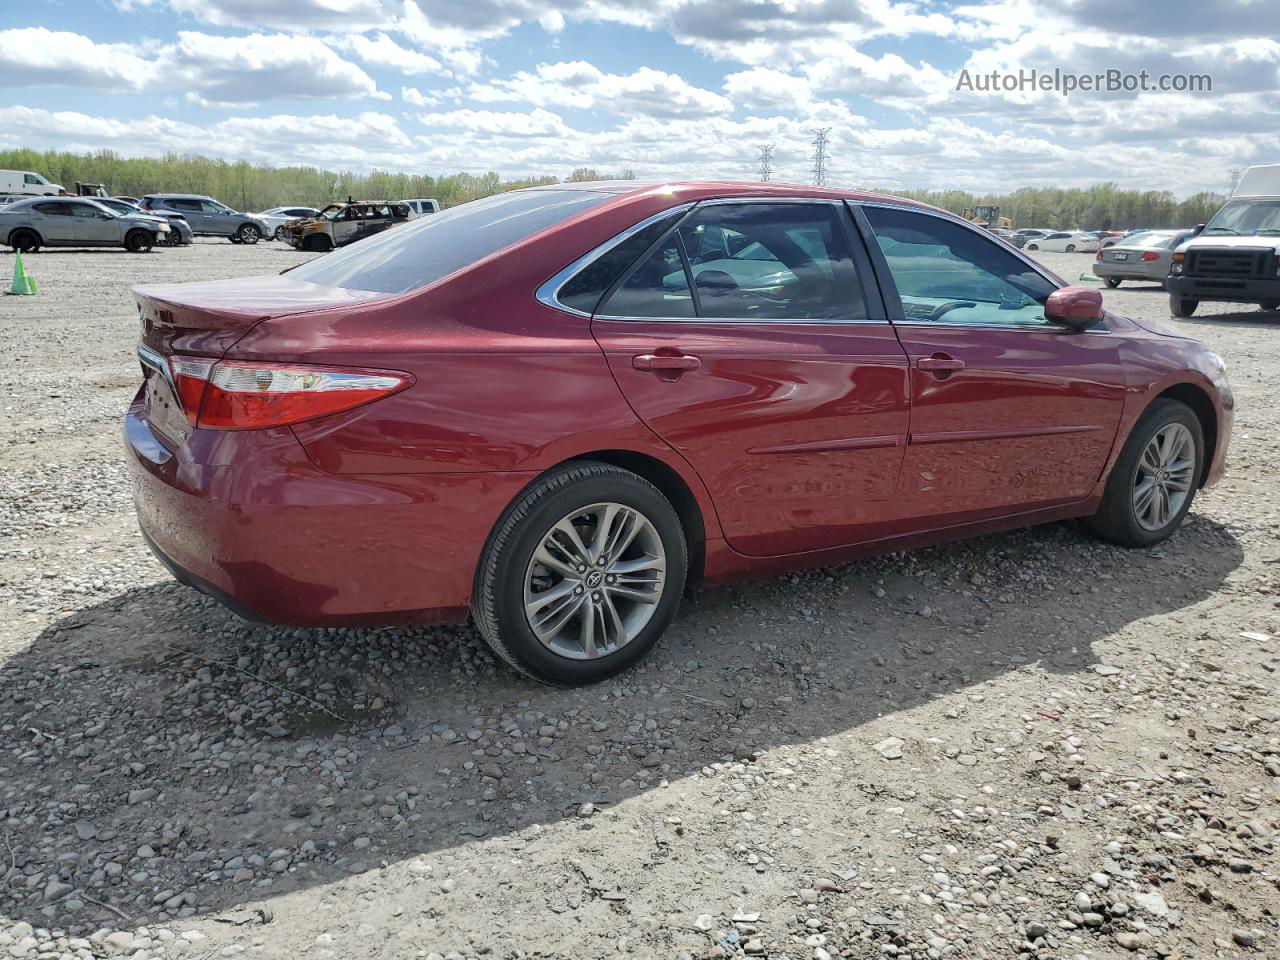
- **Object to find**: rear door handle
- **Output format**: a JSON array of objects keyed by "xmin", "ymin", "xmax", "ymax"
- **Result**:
[
  {"xmin": 633, "ymin": 353, "xmax": 701, "ymax": 372},
  {"xmin": 916, "ymin": 356, "xmax": 965, "ymax": 372}
]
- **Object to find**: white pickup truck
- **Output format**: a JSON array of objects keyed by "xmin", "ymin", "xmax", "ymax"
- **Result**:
[{"xmin": 1167, "ymin": 164, "xmax": 1280, "ymax": 317}]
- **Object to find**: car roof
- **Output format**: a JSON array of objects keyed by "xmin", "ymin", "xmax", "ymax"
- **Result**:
[
  {"xmin": 145, "ymin": 193, "xmax": 213, "ymax": 200},
  {"xmin": 521, "ymin": 180, "xmax": 941, "ymax": 209}
]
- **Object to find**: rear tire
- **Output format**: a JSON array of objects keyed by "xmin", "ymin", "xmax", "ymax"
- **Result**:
[
  {"xmin": 472, "ymin": 462, "xmax": 688, "ymax": 685},
  {"xmin": 236, "ymin": 224, "xmax": 260, "ymax": 245},
  {"xmin": 1084, "ymin": 399, "xmax": 1203, "ymax": 548},
  {"xmin": 9, "ymin": 229, "xmax": 40, "ymax": 253},
  {"xmin": 1066, "ymin": 244, "xmax": 1076, "ymax": 253},
  {"xmin": 274, "ymin": 226, "xmax": 289, "ymax": 242},
  {"xmin": 1026, "ymin": 243, "xmax": 1039, "ymax": 251},
  {"xmin": 1170, "ymin": 296, "xmax": 1198, "ymax": 317},
  {"xmin": 124, "ymin": 229, "xmax": 153, "ymax": 253},
  {"xmin": 1104, "ymin": 277, "xmax": 1121, "ymax": 288}
]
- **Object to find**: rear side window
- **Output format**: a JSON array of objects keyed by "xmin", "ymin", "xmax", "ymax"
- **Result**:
[
  {"xmin": 600, "ymin": 235, "xmax": 695, "ymax": 318},
  {"xmin": 557, "ymin": 210, "xmax": 688, "ymax": 315},
  {"xmin": 289, "ymin": 189, "xmax": 610, "ymax": 294}
]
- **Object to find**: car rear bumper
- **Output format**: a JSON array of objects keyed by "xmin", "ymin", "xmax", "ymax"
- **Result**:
[
  {"xmin": 125, "ymin": 393, "xmax": 535, "ymax": 626},
  {"xmin": 1092, "ymin": 260, "xmax": 1167, "ymax": 282},
  {"xmin": 1167, "ymin": 274, "xmax": 1280, "ymax": 303}
]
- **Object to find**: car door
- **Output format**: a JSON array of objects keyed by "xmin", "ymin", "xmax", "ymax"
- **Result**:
[
  {"xmin": 855, "ymin": 203, "xmax": 1126, "ymax": 525},
  {"xmin": 166, "ymin": 199, "xmax": 207, "ymax": 233},
  {"xmin": 201, "ymin": 200, "xmax": 234, "ymax": 235},
  {"xmin": 29, "ymin": 201, "xmax": 74, "ymax": 244},
  {"xmin": 68, "ymin": 201, "xmax": 118, "ymax": 244},
  {"xmin": 591, "ymin": 199, "xmax": 911, "ymax": 556}
]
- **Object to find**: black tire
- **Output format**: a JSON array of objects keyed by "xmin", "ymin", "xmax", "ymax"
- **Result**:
[
  {"xmin": 229, "ymin": 235, "xmax": 242, "ymax": 244},
  {"xmin": 124, "ymin": 229, "xmax": 153, "ymax": 253},
  {"xmin": 1084, "ymin": 399, "xmax": 1203, "ymax": 548},
  {"xmin": 1104, "ymin": 277, "xmax": 1121, "ymax": 288},
  {"xmin": 1065, "ymin": 244, "xmax": 1076, "ymax": 253},
  {"xmin": 1170, "ymin": 296, "xmax": 1198, "ymax": 317},
  {"xmin": 302, "ymin": 234, "xmax": 332, "ymax": 252},
  {"xmin": 236, "ymin": 224, "xmax": 261, "ymax": 245},
  {"xmin": 1260, "ymin": 301, "xmax": 1280, "ymax": 311},
  {"xmin": 274, "ymin": 226, "xmax": 289, "ymax": 242},
  {"xmin": 472, "ymin": 462, "xmax": 688, "ymax": 685},
  {"xmin": 9, "ymin": 229, "xmax": 40, "ymax": 253},
  {"xmin": 1026, "ymin": 243, "xmax": 1039, "ymax": 251}
]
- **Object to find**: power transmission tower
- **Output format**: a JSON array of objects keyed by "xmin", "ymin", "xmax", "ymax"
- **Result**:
[
  {"xmin": 1228, "ymin": 167, "xmax": 1244, "ymax": 194},
  {"xmin": 757, "ymin": 144, "xmax": 774, "ymax": 182},
  {"xmin": 811, "ymin": 128, "xmax": 831, "ymax": 187}
]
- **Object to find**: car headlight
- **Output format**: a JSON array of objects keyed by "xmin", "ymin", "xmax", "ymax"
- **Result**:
[{"xmin": 1205, "ymin": 351, "xmax": 1227, "ymax": 376}]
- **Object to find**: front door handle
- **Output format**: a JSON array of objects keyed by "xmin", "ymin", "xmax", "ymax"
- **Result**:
[
  {"xmin": 633, "ymin": 353, "xmax": 701, "ymax": 372},
  {"xmin": 916, "ymin": 355, "xmax": 965, "ymax": 373}
]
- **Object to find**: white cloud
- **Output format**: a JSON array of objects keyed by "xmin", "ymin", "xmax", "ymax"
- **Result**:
[
  {"xmin": 170, "ymin": 31, "xmax": 385, "ymax": 106},
  {"xmin": 470, "ymin": 61, "xmax": 732, "ymax": 119},
  {"xmin": 0, "ymin": 28, "xmax": 161, "ymax": 90},
  {"xmin": 330, "ymin": 32, "xmax": 445, "ymax": 76}
]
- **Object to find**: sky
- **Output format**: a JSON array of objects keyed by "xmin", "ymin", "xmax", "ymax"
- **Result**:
[{"xmin": 1, "ymin": 0, "xmax": 1277, "ymax": 197}]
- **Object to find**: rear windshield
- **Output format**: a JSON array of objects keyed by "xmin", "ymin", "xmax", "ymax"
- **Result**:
[{"xmin": 288, "ymin": 189, "xmax": 611, "ymax": 294}]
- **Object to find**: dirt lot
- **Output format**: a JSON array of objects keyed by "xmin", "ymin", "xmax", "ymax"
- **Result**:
[{"xmin": 0, "ymin": 240, "xmax": 1277, "ymax": 960}]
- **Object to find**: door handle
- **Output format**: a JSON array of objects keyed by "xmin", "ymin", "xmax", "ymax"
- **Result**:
[
  {"xmin": 633, "ymin": 353, "xmax": 701, "ymax": 372},
  {"xmin": 916, "ymin": 356, "xmax": 966, "ymax": 372}
]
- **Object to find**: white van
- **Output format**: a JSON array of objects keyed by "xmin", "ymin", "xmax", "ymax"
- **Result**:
[
  {"xmin": 0, "ymin": 170, "xmax": 66, "ymax": 196},
  {"xmin": 403, "ymin": 198, "xmax": 440, "ymax": 216},
  {"xmin": 1166, "ymin": 163, "xmax": 1280, "ymax": 316}
]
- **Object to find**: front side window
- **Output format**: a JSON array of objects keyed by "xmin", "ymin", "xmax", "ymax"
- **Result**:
[
  {"xmin": 289, "ymin": 189, "xmax": 611, "ymax": 295},
  {"xmin": 676, "ymin": 203, "xmax": 865, "ymax": 320},
  {"xmin": 24, "ymin": 174, "xmax": 43, "ymax": 185},
  {"xmin": 863, "ymin": 205, "xmax": 1056, "ymax": 326},
  {"xmin": 70, "ymin": 203, "xmax": 104, "ymax": 218}
]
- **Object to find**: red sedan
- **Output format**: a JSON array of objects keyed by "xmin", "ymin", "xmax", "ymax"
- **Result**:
[{"xmin": 126, "ymin": 182, "xmax": 1233, "ymax": 684}]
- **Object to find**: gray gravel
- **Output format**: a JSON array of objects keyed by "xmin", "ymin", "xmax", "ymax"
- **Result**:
[{"xmin": 1, "ymin": 241, "xmax": 1277, "ymax": 959}]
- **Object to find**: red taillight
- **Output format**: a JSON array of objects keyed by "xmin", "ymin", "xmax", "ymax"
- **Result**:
[
  {"xmin": 1141, "ymin": 251, "xmax": 1159, "ymax": 261},
  {"xmin": 1095, "ymin": 249, "xmax": 1103, "ymax": 260},
  {"xmin": 167, "ymin": 356, "xmax": 412, "ymax": 430},
  {"xmin": 168, "ymin": 356, "xmax": 216, "ymax": 425}
]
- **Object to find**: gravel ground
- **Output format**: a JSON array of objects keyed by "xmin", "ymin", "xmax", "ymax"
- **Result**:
[{"xmin": 1, "ymin": 240, "xmax": 1277, "ymax": 960}]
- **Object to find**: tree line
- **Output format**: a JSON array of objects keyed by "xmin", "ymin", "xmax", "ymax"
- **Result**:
[
  {"xmin": 0, "ymin": 149, "xmax": 637, "ymax": 212},
  {"xmin": 889, "ymin": 184, "xmax": 1226, "ymax": 231},
  {"xmin": 1, "ymin": 148, "xmax": 1224, "ymax": 228}
]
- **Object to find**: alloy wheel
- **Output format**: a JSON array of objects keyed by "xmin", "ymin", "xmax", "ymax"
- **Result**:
[
  {"xmin": 522, "ymin": 502, "xmax": 666, "ymax": 660},
  {"xmin": 1132, "ymin": 422, "xmax": 1195, "ymax": 531}
]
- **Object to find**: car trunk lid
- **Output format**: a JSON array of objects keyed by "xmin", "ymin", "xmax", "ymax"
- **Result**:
[{"xmin": 133, "ymin": 274, "xmax": 386, "ymax": 445}]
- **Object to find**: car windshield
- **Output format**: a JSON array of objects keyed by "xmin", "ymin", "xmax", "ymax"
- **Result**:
[
  {"xmin": 1204, "ymin": 199, "xmax": 1280, "ymax": 235},
  {"xmin": 319, "ymin": 205, "xmax": 343, "ymax": 221},
  {"xmin": 289, "ymin": 189, "xmax": 611, "ymax": 295}
]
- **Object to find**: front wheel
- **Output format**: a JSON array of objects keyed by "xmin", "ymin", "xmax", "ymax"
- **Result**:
[
  {"xmin": 1104, "ymin": 277, "xmax": 1121, "ymax": 288},
  {"xmin": 236, "ymin": 224, "xmax": 261, "ymax": 245},
  {"xmin": 1085, "ymin": 399, "xmax": 1203, "ymax": 548},
  {"xmin": 1026, "ymin": 243, "xmax": 1039, "ymax": 251},
  {"xmin": 274, "ymin": 226, "xmax": 289, "ymax": 242},
  {"xmin": 472, "ymin": 463, "xmax": 688, "ymax": 685},
  {"xmin": 1065, "ymin": 244, "xmax": 1076, "ymax": 253},
  {"xmin": 124, "ymin": 229, "xmax": 153, "ymax": 253},
  {"xmin": 1170, "ymin": 296, "xmax": 1198, "ymax": 317}
]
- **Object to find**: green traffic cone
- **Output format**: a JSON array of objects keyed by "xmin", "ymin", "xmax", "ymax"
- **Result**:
[{"xmin": 9, "ymin": 251, "xmax": 36, "ymax": 295}]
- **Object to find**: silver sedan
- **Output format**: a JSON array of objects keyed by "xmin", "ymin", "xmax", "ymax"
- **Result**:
[
  {"xmin": 1091, "ymin": 230, "xmax": 1196, "ymax": 288},
  {"xmin": 1, "ymin": 197, "xmax": 169, "ymax": 253}
]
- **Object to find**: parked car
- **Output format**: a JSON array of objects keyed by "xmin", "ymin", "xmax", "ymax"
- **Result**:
[
  {"xmin": 139, "ymin": 194, "xmax": 267, "ymax": 244},
  {"xmin": 283, "ymin": 200, "xmax": 413, "ymax": 251},
  {"xmin": 95, "ymin": 197, "xmax": 193, "ymax": 246},
  {"xmin": 126, "ymin": 182, "xmax": 1233, "ymax": 684},
  {"xmin": 1167, "ymin": 163, "xmax": 1280, "ymax": 317},
  {"xmin": 2, "ymin": 197, "xmax": 168, "ymax": 252},
  {"xmin": 0, "ymin": 169, "xmax": 66, "ymax": 197},
  {"xmin": 1092, "ymin": 230, "xmax": 1197, "ymax": 288},
  {"xmin": 1024, "ymin": 231, "xmax": 1101, "ymax": 253},
  {"xmin": 403, "ymin": 198, "xmax": 441, "ymax": 216},
  {"xmin": 252, "ymin": 206, "xmax": 321, "ymax": 241},
  {"xmin": 1011, "ymin": 228, "xmax": 1053, "ymax": 249},
  {"xmin": 0, "ymin": 194, "xmax": 25, "ymax": 206}
]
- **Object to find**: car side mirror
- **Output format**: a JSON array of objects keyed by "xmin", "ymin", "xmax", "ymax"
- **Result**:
[
  {"xmin": 1192, "ymin": 223, "xmax": 1205, "ymax": 236},
  {"xmin": 1045, "ymin": 286, "xmax": 1104, "ymax": 331}
]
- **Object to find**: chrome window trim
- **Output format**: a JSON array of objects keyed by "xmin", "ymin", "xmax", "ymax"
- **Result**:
[
  {"xmin": 594, "ymin": 315, "xmax": 888, "ymax": 326},
  {"xmin": 535, "ymin": 203, "xmax": 696, "ymax": 318}
]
